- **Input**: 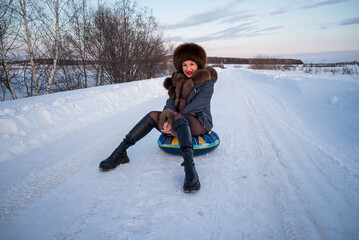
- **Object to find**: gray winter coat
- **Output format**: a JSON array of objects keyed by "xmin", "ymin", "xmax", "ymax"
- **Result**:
[
  {"xmin": 159, "ymin": 67, "xmax": 217, "ymax": 133},
  {"xmin": 163, "ymin": 80, "xmax": 214, "ymax": 132}
]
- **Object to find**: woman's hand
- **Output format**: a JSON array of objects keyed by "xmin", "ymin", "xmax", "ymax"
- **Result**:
[{"xmin": 161, "ymin": 121, "xmax": 172, "ymax": 134}]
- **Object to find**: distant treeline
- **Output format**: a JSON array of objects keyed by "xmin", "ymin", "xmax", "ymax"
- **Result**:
[
  {"xmin": 8, "ymin": 56, "xmax": 304, "ymax": 66},
  {"xmin": 10, "ymin": 58, "xmax": 358, "ymax": 67},
  {"xmin": 208, "ymin": 57, "xmax": 303, "ymax": 65},
  {"xmin": 303, "ymin": 61, "xmax": 359, "ymax": 67},
  {"xmin": 8, "ymin": 59, "xmax": 98, "ymax": 66}
]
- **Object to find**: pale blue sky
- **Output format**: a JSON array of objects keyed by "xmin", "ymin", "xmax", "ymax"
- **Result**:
[{"xmin": 103, "ymin": 0, "xmax": 359, "ymax": 62}]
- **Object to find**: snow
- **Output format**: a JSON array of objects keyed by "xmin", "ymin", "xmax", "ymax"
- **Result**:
[{"xmin": 1, "ymin": 66, "xmax": 358, "ymax": 239}]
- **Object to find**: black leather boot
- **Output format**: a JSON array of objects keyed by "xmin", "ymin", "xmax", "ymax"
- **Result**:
[
  {"xmin": 99, "ymin": 113, "xmax": 157, "ymax": 171},
  {"xmin": 174, "ymin": 118, "xmax": 201, "ymax": 193}
]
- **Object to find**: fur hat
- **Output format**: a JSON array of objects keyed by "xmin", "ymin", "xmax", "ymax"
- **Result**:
[{"xmin": 172, "ymin": 43, "xmax": 207, "ymax": 73}]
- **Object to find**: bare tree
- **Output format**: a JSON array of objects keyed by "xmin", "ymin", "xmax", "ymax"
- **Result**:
[
  {"xmin": 93, "ymin": 0, "xmax": 168, "ymax": 84},
  {"xmin": 40, "ymin": 0, "xmax": 77, "ymax": 94},
  {"xmin": 91, "ymin": 4, "xmax": 111, "ymax": 85},
  {"xmin": 18, "ymin": 0, "xmax": 39, "ymax": 95},
  {"xmin": 14, "ymin": 0, "xmax": 77, "ymax": 96},
  {"xmin": 0, "ymin": 0, "xmax": 18, "ymax": 99},
  {"xmin": 43, "ymin": 0, "xmax": 60, "ymax": 94},
  {"xmin": 64, "ymin": 0, "xmax": 92, "ymax": 89},
  {"xmin": 0, "ymin": 34, "xmax": 16, "ymax": 99}
]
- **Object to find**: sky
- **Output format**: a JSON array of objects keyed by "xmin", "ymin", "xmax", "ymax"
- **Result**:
[{"xmin": 104, "ymin": 0, "xmax": 359, "ymax": 63}]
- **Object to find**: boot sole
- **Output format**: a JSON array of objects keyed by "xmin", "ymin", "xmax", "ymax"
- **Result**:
[
  {"xmin": 183, "ymin": 181, "xmax": 201, "ymax": 193},
  {"xmin": 99, "ymin": 158, "xmax": 129, "ymax": 172},
  {"xmin": 99, "ymin": 167, "xmax": 116, "ymax": 172}
]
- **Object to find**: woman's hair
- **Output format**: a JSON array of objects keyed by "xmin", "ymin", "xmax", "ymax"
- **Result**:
[{"xmin": 172, "ymin": 43, "xmax": 207, "ymax": 72}]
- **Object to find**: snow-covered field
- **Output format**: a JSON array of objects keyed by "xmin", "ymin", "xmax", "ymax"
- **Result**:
[{"xmin": 0, "ymin": 66, "xmax": 358, "ymax": 239}]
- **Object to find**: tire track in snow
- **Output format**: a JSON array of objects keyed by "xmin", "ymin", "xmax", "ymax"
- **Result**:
[
  {"xmin": 239, "ymin": 83, "xmax": 303, "ymax": 239},
  {"xmin": 275, "ymin": 115, "xmax": 359, "ymax": 210},
  {"xmin": 247, "ymin": 89, "xmax": 358, "ymax": 238},
  {"xmin": 209, "ymin": 69, "xmax": 280, "ymax": 239},
  {"xmin": 236, "ymin": 73, "xmax": 322, "ymax": 239},
  {"xmin": 0, "ymin": 131, "xmax": 107, "ymax": 226},
  {"xmin": 202, "ymin": 69, "xmax": 269, "ymax": 239},
  {"xmin": 232, "ymin": 72, "xmax": 278, "ymax": 235},
  {"xmin": 238, "ymin": 70, "xmax": 359, "ymax": 207},
  {"xmin": 206, "ymin": 70, "xmax": 240, "ymax": 239},
  {"xmin": 241, "ymin": 70, "xmax": 359, "ymax": 212},
  {"xmin": 236, "ymin": 70, "xmax": 359, "ymax": 239}
]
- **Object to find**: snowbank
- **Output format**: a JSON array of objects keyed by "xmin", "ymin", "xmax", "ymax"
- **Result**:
[{"xmin": 0, "ymin": 78, "xmax": 165, "ymax": 162}]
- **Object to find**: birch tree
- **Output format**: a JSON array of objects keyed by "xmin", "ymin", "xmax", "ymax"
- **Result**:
[
  {"xmin": 0, "ymin": 30, "xmax": 17, "ymax": 99},
  {"xmin": 40, "ymin": 0, "xmax": 77, "ymax": 94},
  {"xmin": 17, "ymin": 0, "xmax": 75, "ymax": 95},
  {"xmin": 18, "ymin": 0, "xmax": 38, "ymax": 95},
  {"xmin": 0, "ymin": 0, "xmax": 17, "ymax": 99},
  {"xmin": 43, "ymin": 0, "xmax": 60, "ymax": 94},
  {"xmin": 65, "ymin": 0, "xmax": 92, "ymax": 89}
]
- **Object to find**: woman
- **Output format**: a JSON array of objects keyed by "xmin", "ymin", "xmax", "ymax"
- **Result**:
[{"xmin": 99, "ymin": 43, "xmax": 217, "ymax": 193}]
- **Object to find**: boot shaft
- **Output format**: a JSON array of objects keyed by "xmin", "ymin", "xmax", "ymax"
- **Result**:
[
  {"xmin": 174, "ymin": 118, "xmax": 199, "ymax": 186},
  {"xmin": 99, "ymin": 113, "xmax": 156, "ymax": 171},
  {"xmin": 125, "ymin": 113, "xmax": 157, "ymax": 146},
  {"xmin": 174, "ymin": 118, "xmax": 193, "ymax": 151}
]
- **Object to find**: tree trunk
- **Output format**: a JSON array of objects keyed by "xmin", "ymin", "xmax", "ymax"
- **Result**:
[
  {"xmin": 0, "ymin": 38, "xmax": 16, "ymax": 99},
  {"xmin": 45, "ymin": 0, "xmax": 59, "ymax": 94},
  {"xmin": 19, "ymin": 0, "xmax": 38, "ymax": 96}
]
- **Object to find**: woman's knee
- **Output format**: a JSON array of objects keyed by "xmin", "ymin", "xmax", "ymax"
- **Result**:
[
  {"xmin": 173, "ymin": 113, "xmax": 187, "ymax": 121},
  {"xmin": 149, "ymin": 111, "xmax": 161, "ymax": 123}
]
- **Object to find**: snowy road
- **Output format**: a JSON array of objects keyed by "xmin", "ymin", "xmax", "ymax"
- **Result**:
[
  {"xmin": 215, "ymin": 69, "xmax": 358, "ymax": 239},
  {"xmin": 1, "ymin": 67, "xmax": 358, "ymax": 239}
]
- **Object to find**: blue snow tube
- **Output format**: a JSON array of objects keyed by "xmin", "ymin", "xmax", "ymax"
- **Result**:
[{"xmin": 158, "ymin": 131, "xmax": 220, "ymax": 156}]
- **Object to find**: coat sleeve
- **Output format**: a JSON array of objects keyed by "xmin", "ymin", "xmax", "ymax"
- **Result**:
[
  {"xmin": 163, "ymin": 98, "xmax": 177, "ymax": 112},
  {"xmin": 180, "ymin": 80, "xmax": 214, "ymax": 114}
]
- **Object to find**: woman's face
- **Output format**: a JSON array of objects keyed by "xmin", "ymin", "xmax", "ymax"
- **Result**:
[{"xmin": 182, "ymin": 60, "xmax": 198, "ymax": 78}]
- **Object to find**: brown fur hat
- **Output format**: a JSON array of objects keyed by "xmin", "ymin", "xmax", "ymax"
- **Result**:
[{"xmin": 173, "ymin": 43, "xmax": 207, "ymax": 73}]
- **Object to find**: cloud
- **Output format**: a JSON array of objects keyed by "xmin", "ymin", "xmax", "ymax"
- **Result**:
[
  {"xmin": 162, "ymin": 0, "xmax": 282, "ymax": 43},
  {"xmin": 301, "ymin": 0, "xmax": 349, "ymax": 9},
  {"xmin": 220, "ymin": 13, "xmax": 257, "ymax": 24},
  {"xmin": 270, "ymin": 6, "xmax": 293, "ymax": 15},
  {"xmin": 165, "ymin": 35, "xmax": 185, "ymax": 42},
  {"xmin": 270, "ymin": 0, "xmax": 348, "ymax": 15},
  {"xmin": 207, "ymin": 22, "xmax": 255, "ymax": 40},
  {"xmin": 164, "ymin": 9, "xmax": 239, "ymax": 30},
  {"xmin": 163, "ymin": 1, "xmax": 254, "ymax": 30},
  {"xmin": 169, "ymin": 24, "xmax": 283, "ymax": 43},
  {"xmin": 340, "ymin": 17, "xmax": 359, "ymax": 25}
]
